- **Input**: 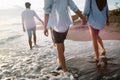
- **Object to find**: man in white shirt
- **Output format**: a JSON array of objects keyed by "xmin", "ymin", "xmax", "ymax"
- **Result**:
[
  {"xmin": 22, "ymin": 2, "xmax": 44, "ymax": 49},
  {"xmin": 44, "ymin": 0, "xmax": 86, "ymax": 75}
]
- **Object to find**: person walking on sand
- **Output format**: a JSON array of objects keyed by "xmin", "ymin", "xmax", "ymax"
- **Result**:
[
  {"xmin": 83, "ymin": 0, "xmax": 109, "ymax": 62},
  {"xmin": 43, "ymin": 0, "xmax": 86, "ymax": 75},
  {"xmin": 22, "ymin": 2, "xmax": 44, "ymax": 50}
]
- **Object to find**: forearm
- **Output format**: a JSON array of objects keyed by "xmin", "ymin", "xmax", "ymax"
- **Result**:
[
  {"xmin": 39, "ymin": 18, "xmax": 44, "ymax": 25},
  {"xmin": 44, "ymin": 14, "xmax": 49, "ymax": 29},
  {"xmin": 43, "ymin": 14, "xmax": 49, "ymax": 36},
  {"xmin": 106, "ymin": 16, "xmax": 110, "ymax": 26}
]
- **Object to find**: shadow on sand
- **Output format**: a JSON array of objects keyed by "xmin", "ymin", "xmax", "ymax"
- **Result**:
[{"xmin": 67, "ymin": 54, "xmax": 120, "ymax": 80}]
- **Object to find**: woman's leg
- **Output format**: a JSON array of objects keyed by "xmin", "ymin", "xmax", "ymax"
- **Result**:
[
  {"xmin": 89, "ymin": 26, "xmax": 99, "ymax": 61},
  {"xmin": 97, "ymin": 36, "xmax": 106, "ymax": 56}
]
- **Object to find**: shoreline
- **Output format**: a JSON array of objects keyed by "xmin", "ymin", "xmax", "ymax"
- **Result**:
[
  {"xmin": 0, "ymin": 28, "xmax": 120, "ymax": 79},
  {"xmin": 36, "ymin": 23, "xmax": 120, "ymax": 41}
]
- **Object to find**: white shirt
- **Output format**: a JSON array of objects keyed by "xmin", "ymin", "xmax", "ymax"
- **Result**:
[
  {"xmin": 22, "ymin": 9, "xmax": 40, "ymax": 29},
  {"xmin": 44, "ymin": 0, "xmax": 78, "ymax": 32}
]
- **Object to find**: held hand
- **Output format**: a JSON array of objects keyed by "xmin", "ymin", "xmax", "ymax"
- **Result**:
[
  {"xmin": 81, "ymin": 20, "xmax": 87, "ymax": 25},
  {"xmin": 81, "ymin": 17, "xmax": 87, "ymax": 25},
  {"xmin": 82, "ymin": 19, "xmax": 87, "ymax": 25},
  {"xmin": 44, "ymin": 28, "xmax": 48, "ymax": 36}
]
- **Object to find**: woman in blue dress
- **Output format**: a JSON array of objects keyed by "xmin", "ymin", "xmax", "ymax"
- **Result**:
[{"xmin": 83, "ymin": 0, "xmax": 109, "ymax": 62}]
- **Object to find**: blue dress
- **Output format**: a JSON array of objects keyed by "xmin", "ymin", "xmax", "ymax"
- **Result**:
[{"xmin": 83, "ymin": 0, "xmax": 109, "ymax": 30}]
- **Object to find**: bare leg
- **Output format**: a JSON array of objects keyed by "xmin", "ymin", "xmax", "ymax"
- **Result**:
[
  {"xmin": 56, "ymin": 43, "xmax": 66, "ymax": 72},
  {"xmin": 28, "ymin": 36, "xmax": 32, "ymax": 49},
  {"xmin": 97, "ymin": 36, "xmax": 106, "ymax": 56},
  {"xmin": 33, "ymin": 33, "xmax": 36, "ymax": 46},
  {"xmin": 89, "ymin": 26, "xmax": 99, "ymax": 61}
]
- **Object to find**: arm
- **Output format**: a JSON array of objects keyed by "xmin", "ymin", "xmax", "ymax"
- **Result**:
[
  {"xmin": 43, "ymin": 0, "xmax": 52, "ymax": 36},
  {"xmin": 106, "ymin": 17, "xmax": 109, "ymax": 26},
  {"xmin": 44, "ymin": 14, "xmax": 49, "ymax": 30},
  {"xmin": 83, "ymin": 0, "xmax": 91, "ymax": 16},
  {"xmin": 34, "ymin": 11, "xmax": 44, "ymax": 25},
  {"xmin": 21, "ymin": 15, "xmax": 25, "ymax": 32},
  {"xmin": 68, "ymin": 0, "xmax": 78, "ymax": 12},
  {"xmin": 75, "ymin": 10, "xmax": 87, "ymax": 25},
  {"xmin": 44, "ymin": 14, "xmax": 49, "ymax": 36},
  {"xmin": 68, "ymin": 0, "xmax": 87, "ymax": 25},
  {"xmin": 106, "ymin": 1, "xmax": 110, "ymax": 26},
  {"xmin": 22, "ymin": 22, "xmax": 25, "ymax": 32}
]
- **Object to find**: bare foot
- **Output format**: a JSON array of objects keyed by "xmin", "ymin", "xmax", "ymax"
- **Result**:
[
  {"xmin": 101, "ymin": 50, "xmax": 106, "ymax": 56},
  {"xmin": 97, "ymin": 56, "xmax": 107, "ymax": 67},
  {"xmin": 94, "ymin": 56, "xmax": 99, "ymax": 62}
]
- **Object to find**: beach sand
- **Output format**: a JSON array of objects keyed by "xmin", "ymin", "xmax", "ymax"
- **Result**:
[{"xmin": 0, "ymin": 23, "xmax": 120, "ymax": 80}]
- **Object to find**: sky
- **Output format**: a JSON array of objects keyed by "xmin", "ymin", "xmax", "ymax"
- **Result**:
[
  {"xmin": 0, "ymin": 0, "xmax": 120, "ymax": 26},
  {"xmin": 0, "ymin": 0, "xmax": 120, "ymax": 10}
]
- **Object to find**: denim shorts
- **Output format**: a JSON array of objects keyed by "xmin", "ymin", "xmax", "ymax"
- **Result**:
[{"xmin": 27, "ymin": 27, "xmax": 36, "ymax": 37}]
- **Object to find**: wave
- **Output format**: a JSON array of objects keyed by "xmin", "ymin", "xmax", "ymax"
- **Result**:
[
  {"xmin": 0, "ymin": 22, "xmax": 21, "ymax": 27},
  {"xmin": 0, "ymin": 35, "xmax": 23, "ymax": 45}
]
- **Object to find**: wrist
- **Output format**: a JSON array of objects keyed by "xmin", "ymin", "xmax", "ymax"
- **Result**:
[{"xmin": 44, "ymin": 26, "xmax": 47, "ymax": 30}]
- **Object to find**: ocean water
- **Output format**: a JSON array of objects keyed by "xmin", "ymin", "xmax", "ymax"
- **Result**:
[
  {"xmin": 0, "ymin": 24, "xmax": 23, "ymax": 55},
  {"xmin": 0, "ymin": 24, "xmax": 21, "ymax": 43},
  {"xmin": 0, "ymin": 23, "xmax": 51, "ymax": 56},
  {"xmin": 0, "ymin": 0, "xmax": 81, "ymax": 50},
  {"xmin": 0, "ymin": 0, "xmax": 119, "ymax": 55},
  {"xmin": 0, "ymin": 0, "xmax": 118, "ymax": 43}
]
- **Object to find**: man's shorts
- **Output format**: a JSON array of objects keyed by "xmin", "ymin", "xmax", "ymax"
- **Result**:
[
  {"xmin": 51, "ymin": 29, "xmax": 68, "ymax": 43},
  {"xmin": 27, "ymin": 27, "xmax": 36, "ymax": 37}
]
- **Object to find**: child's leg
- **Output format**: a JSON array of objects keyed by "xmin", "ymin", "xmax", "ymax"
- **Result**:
[
  {"xmin": 33, "ymin": 33, "xmax": 36, "ymax": 46},
  {"xmin": 28, "ymin": 36, "xmax": 32, "ymax": 49},
  {"xmin": 27, "ymin": 29, "xmax": 32, "ymax": 49},
  {"xmin": 33, "ymin": 28, "xmax": 36, "ymax": 46},
  {"xmin": 89, "ymin": 26, "xmax": 99, "ymax": 61}
]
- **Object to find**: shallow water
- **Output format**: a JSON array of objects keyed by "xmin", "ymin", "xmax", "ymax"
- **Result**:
[{"xmin": 0, "ymin": 24, "xmax": 120, "ymax": 80}]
